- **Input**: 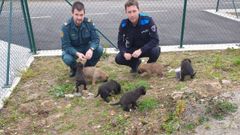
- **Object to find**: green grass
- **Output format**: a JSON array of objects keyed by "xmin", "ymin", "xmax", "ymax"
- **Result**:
[
  {"xmin": 175, "ymin": 82, "xmax": 187, "ymax": 91},
  {"xmin": 207, "ymin": 100, "xmax": 238, "ymax": 120},
  {"xmin": 21, "ymin": 69, "xmax": 39, "ymax": 80},
  {"xmin": 121, "ymin": 80, "xmax": 149, "ymax": 92},
  {"xmin": 49, "ymin": 83, "xmax": 74, "ymax": 98},
  {"xmin": 59, "ymin": 123, "xmax": 76, "ymax": 133},
  {"xmin": 161, "ymin": 112, "xmax": 180, "ymax": 135},
  {"xmin": 138, "ymin": 97, "xmax": 159, "ymax": 112}
]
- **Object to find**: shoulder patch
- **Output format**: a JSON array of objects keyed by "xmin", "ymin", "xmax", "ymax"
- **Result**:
[
  {"xmin": 121, "ymin": 19, "xmax": 127, "ymax": 28},
  {"xmin": 87, "ymin": 18, "xmax": 92, "ymax": 23},
  {"xmin": 140, "ymin": 18, "xmax": 150, "ymax": 26}
]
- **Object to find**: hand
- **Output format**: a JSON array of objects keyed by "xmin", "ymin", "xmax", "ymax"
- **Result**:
[
  {"xmin": 124, "ymin": 53, "xmax": 132, "ymax": 60},
  {"xmin": 76, "ymin": 52, "xmax": 86, "ymax": 61},
  {"xmin": 85, "ymin": 49, "xmax": 93, "ymax": 60},
  {"xmin": 132, "ymin": 49, "xmax": 142, "ymax": 58}
]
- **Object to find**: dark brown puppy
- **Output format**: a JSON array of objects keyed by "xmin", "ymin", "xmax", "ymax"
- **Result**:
[
  {"xmin": 138, "ymin": 63, "xmax": 163, "ymax": 77},
  {"xmin": 75, "ymin": 62, "xmax": 87, "ymax": 94},
  {"xmin": 111, "ymin": 86, "xmax": 146, "ymax": 112},
  {"xmin": 83, "ymin": 67, "xmax": 108, "ymax": 85},
  {"xmin": 180, "ymin": 58, "xmax": 196, "ymax": 81},
  {"xmin": 95, "ymin": 80, "xmax": 121, "ymax": 103}
]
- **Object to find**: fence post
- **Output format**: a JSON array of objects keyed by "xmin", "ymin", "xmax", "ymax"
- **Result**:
[
  {"xmin": 0, "ymin": 0, "xmax": 4, "ymax": 15},
  {"xmin": 20, "ymin": 0, "xmax": 34, "ymax": 52},
  {"xmin": 180, "ymin": 0, "xmax": 187, "ymax": 48},
  {"xmin": 4, "ymin": 0, "xmax": 13, "ymax": 87},
  {"xmin": 24, "ymin": 0, "xmax": 36, "ymax": 54},
  {"xmin": 216, "ymin": 0, "xmax": 220, "ymax": 12},
  {"xmin": 232, "ymin": 0, "xmax": 238, "ymax": 18}
]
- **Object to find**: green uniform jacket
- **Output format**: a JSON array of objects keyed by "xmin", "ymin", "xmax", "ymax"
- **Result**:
[{"xmin": 61, "ymin": 17, "xmax": 99, "ymax": 56}]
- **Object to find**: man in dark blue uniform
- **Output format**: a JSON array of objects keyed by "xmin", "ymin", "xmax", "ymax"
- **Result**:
[
  {"xmin": 115, "ymin": 0, "xmax": 161, "ymax": 73},
  {"xmin": 61, "ymin": 1, "xmax": 103, "ymax": 77}
]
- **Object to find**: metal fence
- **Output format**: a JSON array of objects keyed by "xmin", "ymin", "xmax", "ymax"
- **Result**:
[
  {"xmin": 24, "ymin": 0, "xmax": 240, "ymax": 50},
  {"xmin": 0, "ymin": 0, "xmax": 32, "ymax": 104}
]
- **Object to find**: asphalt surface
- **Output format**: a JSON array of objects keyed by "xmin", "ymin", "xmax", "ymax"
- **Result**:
[{"xmin": 0, "ymin": 0, "xmax": 240, "ymax": 50}]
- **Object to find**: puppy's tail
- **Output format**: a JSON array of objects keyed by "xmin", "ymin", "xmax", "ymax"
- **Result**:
[
  {"xmin": 110, "ymin": 101, "xmax": 120, "ymax": 106},
  {"xmin": 191, "ymin": 72, "xmax": 197, "ymax": 78}
]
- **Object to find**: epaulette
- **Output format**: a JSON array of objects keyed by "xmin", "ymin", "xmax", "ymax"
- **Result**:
[
  {"xmin": 140, "ymin": 15, "xmax": 150, "ymax": 26},
  {"xmin": 84, "ymin": 17, "xmax": 93, "ymax": 23},
  {"xmin": 121, "ymin": 19, "xmax": 127, "ymax": 28}
]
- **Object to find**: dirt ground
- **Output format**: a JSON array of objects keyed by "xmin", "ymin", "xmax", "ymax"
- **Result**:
[{"xmin": 0, "ymin": 49, "xmax": 240, "ymax": 135}]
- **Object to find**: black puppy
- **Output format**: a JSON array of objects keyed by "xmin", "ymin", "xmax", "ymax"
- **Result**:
[
  {"xmin": 95, "ymin": 80, "xmax": 121, "ymax": 102},
  {"xmin": 75, "ymin": 62, "xmax": 87, "ymax": 94},
  {"xmin": 180, "ymin": 58, "xmax": 196, "ymax": 81},
  {"xmin": 111, "ymin": 86, "xmax": 146, "ymax": 112}
]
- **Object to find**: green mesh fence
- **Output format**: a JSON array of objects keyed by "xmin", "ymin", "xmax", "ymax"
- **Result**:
[
  {"xmin": 0, "ymin": 0, "xmax": 32, "ymax": 103},
  {"xmin": 26, "ymin": 0, "xmax": 240, "ymax": 51}
]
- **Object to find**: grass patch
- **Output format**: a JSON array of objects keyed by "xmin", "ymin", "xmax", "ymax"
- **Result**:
[
  {"xmin": 49, "ymin": 83, "xmax": 74, "ymax": 98},
  {"xmin": 232, "ymin": 56, "xmax": 240, "ymax": 66},
  {"xmin": 21, "ymin": 69, "xmax": 39, "ymax": 80},
  {"xmin": 138, "ymin": 97, "xmax": 158, "ymax": 112},
  {"xmin": 207, "ymin": 100, "xmax": 238, "ymax": 120},
  {"xmin": 121, "ymin": 80, "xmax": 149, "ymax": 92},
  {"xmin": 175, "ymin": 82, "xmax": 187, "ymax": 91},
  {"xmin": 162, "ymin": 112, "xmax": 180, "ymax": 135}
]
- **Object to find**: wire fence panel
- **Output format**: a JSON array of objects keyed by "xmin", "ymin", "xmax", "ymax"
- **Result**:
[
  {"xmin": 28, "ymin": 0, "xmax": 240, "ymax": 51},
  {"xmin": 183, "ymin": 0, "xmax": 240, "ymax": 45},
  {"xmin": 0, "ymin": 0, "xmax": 32, "ymax": 104},
  {"xmin": 27, "ymin": 0, "xmax": 185, "ymax": 50}
]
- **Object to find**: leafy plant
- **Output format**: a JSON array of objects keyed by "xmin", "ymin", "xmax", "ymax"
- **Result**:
[
  {"xmin": 138, "ymin": 97, "xmax": 158, "ymax": 112},
  {"xmin": 49, "ymin": 83, "xmax": 74, "ymax": 98}
]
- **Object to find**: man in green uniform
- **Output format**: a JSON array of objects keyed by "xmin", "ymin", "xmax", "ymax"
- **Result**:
[{"xmin": 61, "ymin": 1, "xmax": 103, "ymax": 77}]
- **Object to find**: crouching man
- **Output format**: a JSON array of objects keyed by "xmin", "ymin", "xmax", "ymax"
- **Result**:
[{"xmin": 61, "ymin": 1, "xmax": 103, "ymax": 77}]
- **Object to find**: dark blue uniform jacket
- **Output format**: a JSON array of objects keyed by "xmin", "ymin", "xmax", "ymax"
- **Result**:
[{"xmin": 118, "ymin": 14, "xmax": 159, "ymax": 54}]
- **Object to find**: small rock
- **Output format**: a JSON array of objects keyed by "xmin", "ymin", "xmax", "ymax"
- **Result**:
[
  {"xmin": 65, "ymin": 94, "xmax": 75, "ymax": 98},
  {"xmin": 93, "ymin": 125, "xmax": 101, "ymax": 129},
  {"xmin": 171, "ymin": 91, "xmax": 184, "ymax": 100},
  {"xmin": 110, "ymin": 110, "xmax": 116, "ymax": 116},
  {"xmin": 221, "ymin": 80, "xmax": 231, "ymax": 85}
]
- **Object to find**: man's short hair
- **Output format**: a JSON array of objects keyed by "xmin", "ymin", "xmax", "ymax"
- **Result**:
[
  {"xmin": 72, "ymin": 1, "xmax": 85, "ymax": 13},
  {"xmin": 124, "ymin": 0, "xmax": 139, "ymax": 10}
]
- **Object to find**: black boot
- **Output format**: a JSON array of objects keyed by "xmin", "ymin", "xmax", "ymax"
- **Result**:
[{"xmin": 69, "ymin": 66, "xmax": 76, "ymax": 77}]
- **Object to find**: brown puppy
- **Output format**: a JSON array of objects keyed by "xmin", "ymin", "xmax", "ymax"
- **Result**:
[
  {"xmin": 83, "ymin": 67, "xmax": 108, "ymax": 85},
  {"xmin": 138, "ymin": 63, "xmax": 163, "ymax": 77}
]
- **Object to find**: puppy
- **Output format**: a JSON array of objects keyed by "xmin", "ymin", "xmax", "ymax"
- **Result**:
[
  {"xmin": 180, "ymin": 58, "xmax": 196, "ymax": 81},
  {"xmin": 111, "ymin": 86, "xmax": 146, "ymax": 112},
  {"xmin": 75, "ymin": 62, "xmax": 87, "ymax": 94},
  {"xmin": 95, "ymin": 80, "xmax": 121, "ymax": 102},
  {"xmin": 138, "ymin": 63, "xmax": 163, "ymax": 77},
  {"xmin": 83, "ymin": 67, "xmax": 108, "ymax": 85}
]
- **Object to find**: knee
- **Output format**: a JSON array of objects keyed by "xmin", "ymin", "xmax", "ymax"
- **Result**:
[
  {"xmin": 93, "ymin": 46, "xmax": 103, "ymax": 58},
  {"xmin": 115, "ymin": 53, "xmax": 123, "ymax": 64},
  {"xmin": 151, "ymin": 46, "xmax": 161, "ymax": 56},
  {"xmin": 62, "ymin": 53, "xmax": 75, "ymax": 66}
]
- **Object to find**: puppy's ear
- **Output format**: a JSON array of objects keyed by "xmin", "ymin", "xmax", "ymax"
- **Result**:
[{"xmin": 187, "ymin": 58, "xmax": 191, "ymax": 63}]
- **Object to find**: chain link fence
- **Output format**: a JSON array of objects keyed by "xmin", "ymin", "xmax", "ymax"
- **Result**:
[
  {"xmin": 0, "ymin": 0, "xmax": 32, "ymax": 105},
  {"xmin": 26, "ymin": 0, "xmax": 240, "ymax": 50}
]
